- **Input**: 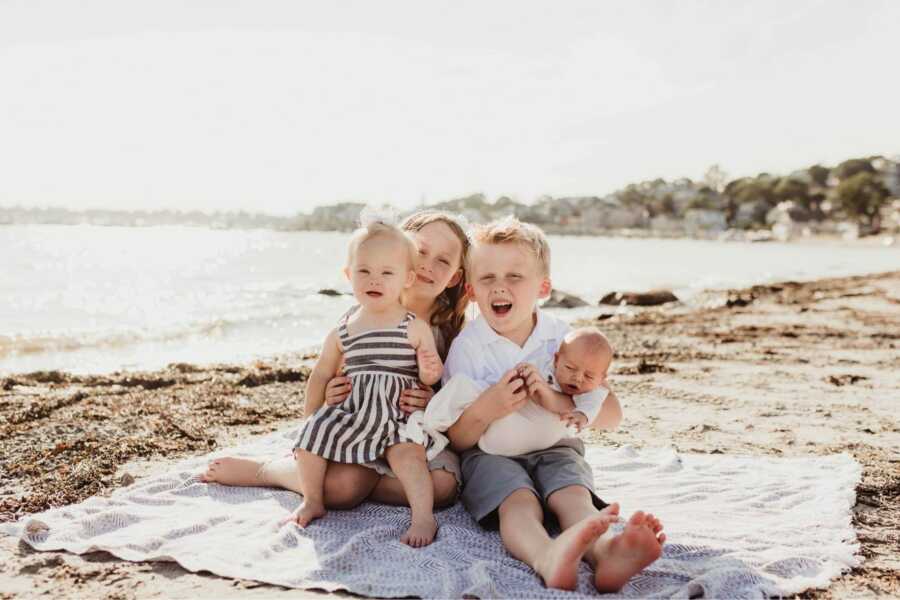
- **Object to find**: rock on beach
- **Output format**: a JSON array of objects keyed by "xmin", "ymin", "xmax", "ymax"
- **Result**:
[
  {"xmin": 542, "ymin": 289, "xmax": 589, "ymax": 309},
  {"xmin": 599, "ymin": 290, "xmax": 679, "ymax": 306}
]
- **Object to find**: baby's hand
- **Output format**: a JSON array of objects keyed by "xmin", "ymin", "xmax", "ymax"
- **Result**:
[
  {"xmin": 517, "ymin": 363, "xmax": 553, "ymax": 405},
  {"xmin": 560, "ymin": 411, "xmax": 589, "ymax": 432},
  {"xmin": 417, "ymin": 348, "xmax": 443, "ymax": 385}
]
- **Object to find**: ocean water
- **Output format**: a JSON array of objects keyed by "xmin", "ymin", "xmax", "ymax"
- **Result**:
[{"xmin": 2, "ymin": 225, "xmax": 897, "ymax": 375}]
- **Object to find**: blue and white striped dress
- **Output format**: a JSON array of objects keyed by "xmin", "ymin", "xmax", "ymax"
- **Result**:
[{"xmin": 294, "ymin": 307, "xmax": 427, "ymax": 464}]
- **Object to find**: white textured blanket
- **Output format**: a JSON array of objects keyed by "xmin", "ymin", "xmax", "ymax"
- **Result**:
[{"xmin": 2, "ymin": 427, "xmax": 861, "ymax": 598}]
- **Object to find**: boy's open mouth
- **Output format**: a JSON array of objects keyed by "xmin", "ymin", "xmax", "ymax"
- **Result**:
[
  {"xmin": 491, "ymin": 301, "xmax": 513, "ymax": 316},
  {"xmin": 366, "ymin": 291, "xmax": 383, "ymax": 298}
]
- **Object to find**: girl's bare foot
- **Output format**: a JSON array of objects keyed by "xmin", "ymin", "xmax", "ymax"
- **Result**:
[
  {"xmin": 401, "ymin": 515, "xmax": 438, "ymax": 548},
  {"xmin": 593, "ymin": 511, "xmax": 665, "ymax": 593},
  {"xmin": 285, "ymin": 501, "xmax": 326, "ymax": 528},
  {"xmin": 534, "ymin": 514, "xmax": 618, "ymax": 590},
  {"xmin": 200, "ymin": 457, "xmax": 264, "ymax": 486}
]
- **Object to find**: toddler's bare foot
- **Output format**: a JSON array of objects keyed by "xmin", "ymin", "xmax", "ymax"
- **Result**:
[
  {"xmin": 400, "ymin": 515, "xmax": 438, "ymax": 548},
  {"xmin": 285, "ymin": 501, "xmax": 326, "ymax": 528},
  {"xmin": 593, "ymin": 511, "xmax": 665, "ymax": 593},
  {"xmin": 199, "ymin": 457, "xmax": 263, "ymax": 486},
  {"xmin": 534, "ymin": 513, "xmax": 618, "ymax": 590}
]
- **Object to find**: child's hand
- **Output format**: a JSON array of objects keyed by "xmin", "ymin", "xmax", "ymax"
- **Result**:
[
  {"xmin": 517, "ymin": 363, "xmax": 554, "ymax": 405},
  {"xmin": 324, "ymin": 375, "xmax": 352, "ymax": 406},
  {"xmin": 477, "ymin": 368, "xmax": 528, "ymax": 422},
  {"xmin": 560, "ymin": 411, "xmax": 589, "ymax": 432},
  {"xmin": 417, "ymin": 348, "xmax": 443, "ymax": 385}
]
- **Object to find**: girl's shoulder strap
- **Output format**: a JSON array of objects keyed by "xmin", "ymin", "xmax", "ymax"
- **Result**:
[
  {"xmin": 399, "ymin": 311, "xmax": 417, "ymax": 329},
  {"xmin": 338, "ymin": 305, "xmax": 361, "ymax": 343}
]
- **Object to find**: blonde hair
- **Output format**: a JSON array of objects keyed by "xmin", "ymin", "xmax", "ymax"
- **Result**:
[
  {"xmin": 346, "ymin": 221, "xmax": 417, "ymax": 271},
  {"xmin": 470, "ymin": 216, "xmax": 551, "ymax": 276},
  {"xmin": 400, "ymin": 210, "xmax": 471, "ymax": 354}
]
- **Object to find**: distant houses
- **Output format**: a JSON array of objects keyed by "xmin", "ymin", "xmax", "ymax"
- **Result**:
[{"xmin": 2, "ymin": 155, "xmax": 898, "ymax": 239}]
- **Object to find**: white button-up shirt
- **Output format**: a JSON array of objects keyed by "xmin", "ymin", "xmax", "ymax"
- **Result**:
[{"xmin": 442, "ymin": 309, "xmax": 605, "ymax": 422}]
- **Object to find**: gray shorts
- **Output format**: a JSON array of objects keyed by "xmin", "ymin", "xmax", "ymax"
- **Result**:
[
  {"xmin": 460, "ymin": 437, "xmax": 607, "ymax": 530},
  {"xmin": 364, "ymin": 447, "xmax": 462, "ymax": 489}
]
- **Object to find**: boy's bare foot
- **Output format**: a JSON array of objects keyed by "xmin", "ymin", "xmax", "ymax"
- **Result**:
[
  {"xmin": 284, "ymin": 502, "xmax": 326, "ymax": 528},
  {"xmin": 199, "ymin": 457, "xmax": 263, "ymax": 486},
  {"xmin": 400, "ymin": 515, "xmax": 438, "ymax": 548},
  {"xmin": 534, "ymin": 513, "xmax": 618, "ymax": 590},
  {"xmin": 593, "ymin": 511, "xmax": 665, "ymax": 593}
]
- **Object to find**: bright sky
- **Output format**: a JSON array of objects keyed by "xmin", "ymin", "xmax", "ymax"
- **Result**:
[{"xmin": 1, "ymin": 0, "xmax": 898, "ymax": 215}]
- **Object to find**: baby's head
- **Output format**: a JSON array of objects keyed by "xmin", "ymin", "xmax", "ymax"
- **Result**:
[
  {"xmin": 466, "ymin": 217, "xmax": 552, "ymax": 341},
  {"xmin": 553, "ymin": 327, "xmax": 613, "ymax": 395},
  {"xmin": 344, "ymin": 220, "xmax": 418, "ymax": 308}
]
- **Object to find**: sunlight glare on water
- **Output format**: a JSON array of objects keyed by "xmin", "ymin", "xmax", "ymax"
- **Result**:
[{"xmin": 1, "ymin": 225, "xmax": 897, "ymax": 374}]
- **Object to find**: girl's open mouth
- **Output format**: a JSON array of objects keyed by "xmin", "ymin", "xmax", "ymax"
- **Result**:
[
  {"xmin": 491, "ymin": 301, "xmax": 513, "ymax": 316},
  {"xmin": 416, "ymin": 274, "xmax": 434, "ymax": 285}
]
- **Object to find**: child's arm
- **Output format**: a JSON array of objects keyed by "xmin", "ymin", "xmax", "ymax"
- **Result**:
[
  {"xmin": 517, "ymin": 363, "xmax": 575, "ymax": 414},
  {"xmin": 407, "ymin": 318, "xmax": 443, "ymax": 386},
  {"xmin": 447, "ymin": 369, "xmax": 526, "ymax": 451},
  {"xmin": 560, "ymin": 385, "xmax": 616, "ymax": 432},
  {"xmin": 303, "ymin": 329, "xmax": 344, "ymax": 418},
  {"xmin": 441, "ymin": 338, "xmax": 527, "ymax": 451},
  {"xmin": 589, "ymin": 385, "xmax": 622, "ymax": 430}
]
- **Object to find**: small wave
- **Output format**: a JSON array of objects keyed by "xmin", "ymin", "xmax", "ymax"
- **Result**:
[
  {"xmin": 0, "ymin": 319, "xmax": 236, "ymax": 358},
  {"xmin": 0, "ymin": 297, "xmax": 354, "ymax": 360}
]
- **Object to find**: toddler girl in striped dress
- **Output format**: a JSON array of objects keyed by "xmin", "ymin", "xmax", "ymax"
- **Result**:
[{"xmin": 289, "ymin": 219, "xmax": 444, "ymax": 547}]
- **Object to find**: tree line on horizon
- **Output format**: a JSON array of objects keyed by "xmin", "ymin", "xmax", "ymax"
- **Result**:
[
  {"xmin": 431, "ymin": 155, "xmax": 896, "ymax": 231},
  {"xmin": 2, "ymin": 155, "xmax": 897, "ymax": 232}
]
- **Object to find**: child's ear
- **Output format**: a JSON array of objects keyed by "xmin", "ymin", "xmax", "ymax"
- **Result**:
[
  {"xmin": 343, "ymin": 267, "xmax": 350, "ymax": 280},
  {"xmin": 405, "ymin": 269, "xmax": 416, "ymax": 288},
  {"xmin": 447, "ymin": 269, "xmax": 462, "ymax": 289},
  {"xmin": 538, "ymin": 278, "xmax": 552, "ymax": 299},
  {"xmin": 553, "ymin": 351, "xmax": 559, "ymax": 368},
  {"xmin": 464, "ymin": 282, "xmax": 475, "ymax": 299}
]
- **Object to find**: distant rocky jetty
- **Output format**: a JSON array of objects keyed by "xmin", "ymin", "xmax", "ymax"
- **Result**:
[{"xmin": 3, "ymin": 155, "xmax": 898, "ymax": 241}]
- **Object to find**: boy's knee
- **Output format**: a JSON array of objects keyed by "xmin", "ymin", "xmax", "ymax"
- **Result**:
[
  {"xmin": 546, "ymin": 485, "xmax": 592, "ymax": 509},
  {"xmin": 432, "ymin": 470, "xmax": 459, "ymax": 507},
  {"xmin": 498, "ymin": 488, "xmax": 541, "ymax": 518}
]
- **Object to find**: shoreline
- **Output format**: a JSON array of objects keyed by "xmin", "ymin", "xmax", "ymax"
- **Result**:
[
  {"xmin": 3, "ymin": 219, "xmax": 899, "ymax": 242},
  {"xmin": 1, "ymin": 271, "xmax": 898, "ymax": 598}
]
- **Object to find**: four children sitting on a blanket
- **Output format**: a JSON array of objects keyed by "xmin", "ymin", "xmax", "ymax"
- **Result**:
[{"xmin": 204, "ymin": 214, "xmax": 665, "ymax": 592}]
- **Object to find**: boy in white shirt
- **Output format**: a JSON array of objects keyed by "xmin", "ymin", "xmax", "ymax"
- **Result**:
[{"xmin": 440, "ymin": 217, "xmax": 665, "ymax": 593}]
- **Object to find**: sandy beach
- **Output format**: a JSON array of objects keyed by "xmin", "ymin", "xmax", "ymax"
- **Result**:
[{"xmin": 1, "ymin": 270, "xmax": 898, "ymax": 599}]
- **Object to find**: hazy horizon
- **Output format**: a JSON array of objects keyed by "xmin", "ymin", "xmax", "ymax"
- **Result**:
[{"xmin": 2, "ymin": 0, "xmax": 899, "ymax": 216}]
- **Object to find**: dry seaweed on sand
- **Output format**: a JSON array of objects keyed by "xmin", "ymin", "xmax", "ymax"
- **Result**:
[{"xmin": 0, "ymin": 364, "xmax": 309, "ymax": 522}]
